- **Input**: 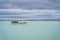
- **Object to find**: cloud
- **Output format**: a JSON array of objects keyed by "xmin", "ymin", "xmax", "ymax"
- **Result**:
[
  {"xmin": 0, "ymin": 9, "xmax": 60, "ymax": 19},
  {"xmin": 0, "ymin": 0, "xmax": 60, "ymax": 20},
  {"xmin": 0, "ymin": 0, "xmax": 60, "ymax": 9}
]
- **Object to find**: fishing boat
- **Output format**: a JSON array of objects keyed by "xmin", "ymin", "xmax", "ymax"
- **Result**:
[{"xmin": 11, "ymin": 21, "xmax": 27, "ymax": 24}]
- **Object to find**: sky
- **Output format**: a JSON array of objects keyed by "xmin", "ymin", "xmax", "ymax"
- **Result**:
[
  {"xmin": 0, "ymin": 0, "xmax": 60, "ymax": 9},
  {"xmin": 0, "ymin": 0, "xmax": 60, "ymax": 20}
]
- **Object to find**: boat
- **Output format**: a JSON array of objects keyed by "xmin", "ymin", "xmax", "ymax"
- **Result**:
[{"xmin": 11, "ymin": 21, "xmax": 27, "ymax": 24}]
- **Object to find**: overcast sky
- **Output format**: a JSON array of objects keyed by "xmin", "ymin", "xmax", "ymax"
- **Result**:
[
  {"xmin": 0, "ymin": 0, "xmax": 60, "ymax": 19},
  {"xmin": 0, "ymin": 0, "xmax": 60, "ymax": 9}
]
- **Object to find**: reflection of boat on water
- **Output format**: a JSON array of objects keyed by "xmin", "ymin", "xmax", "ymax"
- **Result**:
[{"xmin": 11, "ymin": 21, "xmax": 27, "ymax": 24}]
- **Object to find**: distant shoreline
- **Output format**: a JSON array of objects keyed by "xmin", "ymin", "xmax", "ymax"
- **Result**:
[{"xmin": 0, "ymin": 19, "xmax": 60, "ymax": 21}]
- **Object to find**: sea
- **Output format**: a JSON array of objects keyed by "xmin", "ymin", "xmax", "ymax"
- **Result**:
[{"xmin": 0, "ymin": 21, "xmax": 60, "ymax": 40}]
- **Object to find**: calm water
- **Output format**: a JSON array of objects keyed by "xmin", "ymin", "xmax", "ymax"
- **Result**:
[{"xmin": 0, "ymin": 21, "xmax": 60, "ymax": 40}]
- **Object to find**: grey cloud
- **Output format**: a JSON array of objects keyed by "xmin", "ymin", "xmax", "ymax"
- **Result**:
[{"xmin": 0, "ymin": 0, "xmax": 60, "ymax": 9}]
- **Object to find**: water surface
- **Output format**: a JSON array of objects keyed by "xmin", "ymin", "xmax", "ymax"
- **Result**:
[{"xmin": 0, "ymin": 21, "xmax": 60, "ymax": 40}]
